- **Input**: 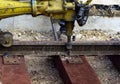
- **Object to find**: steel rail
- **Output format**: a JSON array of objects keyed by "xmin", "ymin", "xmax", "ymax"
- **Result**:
[{"xmin": 0, "ymin": 40, "xmax": 120, "ymax": 56}]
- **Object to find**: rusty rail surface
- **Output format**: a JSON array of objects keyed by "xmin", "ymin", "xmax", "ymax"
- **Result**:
[{"xmin": 0, "ymin": 40, "xmax": 120, "ymax": 56}]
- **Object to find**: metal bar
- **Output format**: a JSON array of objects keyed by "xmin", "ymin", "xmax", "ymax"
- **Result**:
[
  {"xmin": 50, "ymin": 18, "xmax": 59, "ymax": 41},
  {"xmin": 12, "ymin": 40, "xmax": 120, "ymax": 45},
  {"xmin": 0, "ymin": 55, "xmax": 31, "ymax": 84},
  {"xmin": 54, "ymin": 56, "xmax": 101, "ymax": 84},
  {"xmin": 0, "ymin": 41, "xmax": 120, "ymax": 56}
]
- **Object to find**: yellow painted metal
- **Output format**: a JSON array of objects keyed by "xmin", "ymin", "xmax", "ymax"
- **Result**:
[
  {"xmin": 0, "ymin": 0, "xmax": 92, "ymax": 20},
  {"xmin": 0, "ymin": 1, "xmax": 31, "ymax": 19},
  {"xmin": 32, "ymin": 0, "xmax": 76, "ymax": 21},
  {"xmin": 0, "ymin": 0, "xmax": 19, "ymax": 1},
  {"xmin": 66, "ymin": 21, "xmax": 74, "ymax": 36},
  {"xmin": 32, "ymin": 0, "xmax": 64, "ymax": 17},
  {"xmin": 0, "ymin": 0, "xmax": 92, "ymax": 38}
]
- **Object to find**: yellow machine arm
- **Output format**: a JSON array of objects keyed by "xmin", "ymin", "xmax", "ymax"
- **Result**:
[
  {"xmin": 0, "ymin": 0, "xmax": 92, "ymax": 52},
  {"xmin": 0, "ymin": 0, "xmax": 92, "ymax": 19}
]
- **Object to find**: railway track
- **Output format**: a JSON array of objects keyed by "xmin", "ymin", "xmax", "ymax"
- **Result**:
[
  {"xmin": 0, "ymin": 40, "xmax": 120, "ymax": 56},
  {"xmin": 0, "ymin": 40, "xmax": 120, "ymax": 84}
]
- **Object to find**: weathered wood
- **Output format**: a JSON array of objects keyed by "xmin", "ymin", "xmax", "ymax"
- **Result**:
[
  {"xmin": 0, "ymin": 55, "xmax": 31, "ymax": 84},
  {"xmin": 54, "ymin": 56, "xmax": 101, "ymax": 84}
]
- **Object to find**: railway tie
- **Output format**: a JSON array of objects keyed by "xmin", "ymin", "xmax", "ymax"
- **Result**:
[
  {"xmin": 54, "ymin": 55, "xmax": 101, "ymax": 84},
  {"xmin": 0, "ymin": 55, "xmax": 31, "ymax": 84}
]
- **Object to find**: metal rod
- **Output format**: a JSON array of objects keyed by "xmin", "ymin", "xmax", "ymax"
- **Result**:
[{"xmin": 50, "ymin": 18, "xmax": 59, "ymax": 41}]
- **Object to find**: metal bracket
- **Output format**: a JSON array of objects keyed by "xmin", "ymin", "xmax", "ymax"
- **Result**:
[{"xmin": 3, "ymin": 55, "xmax": 20, "ymax": 65}]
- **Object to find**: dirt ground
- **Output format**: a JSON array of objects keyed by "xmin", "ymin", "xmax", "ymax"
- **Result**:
[
  {"xmin": 25, "ymin": 56, "xmax": 64, "ymax": 84},
  {"xmin": 86, "ymin": 56, "xmax": 120, "ymax": 84}
]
